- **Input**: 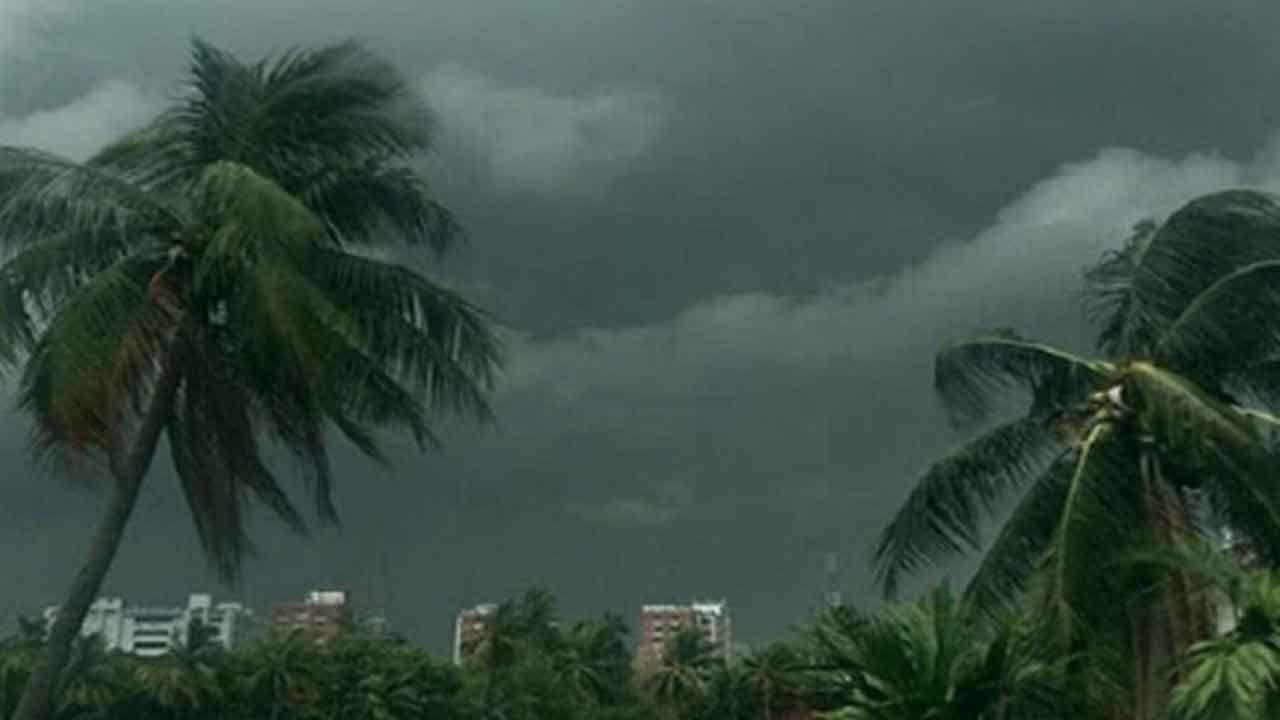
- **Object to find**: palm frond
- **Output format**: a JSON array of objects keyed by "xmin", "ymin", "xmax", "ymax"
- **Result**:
[
  {"xmin": 1126, "ymin": 366, "xmax": 1280, "ymax": 562},
  {"xmin": 174, "ymin": 38, "xmax": 429, "ymax": 178},
  {"xmin": 874, "ymin": 416, "xmax": 1062, "ymax": 598},
  {"xmin": 1030, "ymin": 422, "xmax": 1143, "ymax": 650},
  {"xmin": 934, "ymin": 330, "xmax": 1113, "ymax": 424},
  {"xmin": 1156, "ymin": 260, "xmax": 1280, "ymax": 383},
  {"xmin": 0, "ymin": 146, "xmax": 183, "ymax": 239},
  {"xmin": 17, "ymin": 254, "xmax": 173, "ymax": 461},
  {"xmin": 962, "ymin": 453, "xmax": 1072, "ymax": 622},
  {"xmin": 1123, "ymin": 190, "xmax": 1280, "ymax": 348},
  {"xmin": 1168, "ymin": 637, "xmax": 1280, "ymax": 720},
  {"xmin": 1083, "ymin": 219, "xmax": 1160, "ymax": 357},
  {"xmin": 281, "ymin": 243, "xmax": 500, "ymax": 420},
  {"xmin": 294, "ymin": 164, "xmax": 462, "ymax": 253}
]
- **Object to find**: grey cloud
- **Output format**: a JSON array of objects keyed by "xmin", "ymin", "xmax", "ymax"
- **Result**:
[
  {"xmin": 7, "ymin": 0, "xmax": 1280, "ymax": 652},
  {"xmin": 422, "ymin": 65, "xmax": 664, "ymax": 194},
  {"xmin": 565, "ymin": 482, "xmax": 695, "ymax": 529},
  {"xmin": 433, "ymin": 142, "xmax": 1273, "ymax": 642},
  {"xmin": 0, "ymin": 79, "xmax": 160, "ymax": 160}
]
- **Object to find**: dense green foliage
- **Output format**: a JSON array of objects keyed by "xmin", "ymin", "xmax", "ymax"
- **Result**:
[{"xmin": 876, "ymin": 190, "xmax": 1280, "ymax": 718}]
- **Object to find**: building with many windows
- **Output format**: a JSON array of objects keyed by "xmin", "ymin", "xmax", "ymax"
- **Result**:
[
  {"xmin": 43, "ymin": 594, "xmax": 248, "ymax": 658},
  {"xmin": 452, "ymin": 603, "xmax": 497, "ymax": 665},
  {"xmin": 269, "ymin": 590, "xmax": 354, "ymax": 644},
  {"xmin": 636, "ymin": 599, "xmax": 731, "ymax": 667}
]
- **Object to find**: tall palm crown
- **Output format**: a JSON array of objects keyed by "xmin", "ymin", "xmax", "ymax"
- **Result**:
[
  {"xmin": 873, "ymin": 191, "xmax": 1280, "ymax": 713},
  {"xmin": 0, "ymin": 38, "xmax": 500, "ymax": 577},
  {"xmin": 0, "ymin": 39, "xmax": 501, "ymax": 720}
]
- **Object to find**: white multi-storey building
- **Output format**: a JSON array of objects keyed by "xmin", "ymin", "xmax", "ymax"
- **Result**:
[{"xmin": 44, "ymin": 594, "xmax": 249, "ymax": 658}]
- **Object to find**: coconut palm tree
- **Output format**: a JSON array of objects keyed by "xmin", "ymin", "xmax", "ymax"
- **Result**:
[
  {"xmin": 135, "ymin": 620, "xmax": 226, "ymax": 720},
  {"xmin": 0, "ymin": 39, "xmax": 502, "ymax": 720},
  {"xmin": 645, "ymin": 628, "xmax": 718, "ymax": 717},
  {"xmin": 554, "ymin": 614, "xmax": 633, "ymax": 707},
  {"xmin": 0, "ymin": 618, "xmax": 44, "ymax": 719},
  {"xmin": 818, "ymin": 586, "xmax": 1059, "ymax": 720},
  {"xmin": 739, "ymin": 643, "xmax": 804, "ymax": 720},
  {"xmin": 873, "ymin": 191, "xmax": 1280, "ymax": 718},
  {"xmin": 240, "ymin": 630, "xmax": 321, "ymax": 720},
  {"xmin": 54, "ymin": 636, "xmax": 134, "ymax": 720}
]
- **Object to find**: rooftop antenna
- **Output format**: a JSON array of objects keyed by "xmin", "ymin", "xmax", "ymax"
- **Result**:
[{"xmin": 823, "ymin": 552, "xmax": 842, "ymax": 608}]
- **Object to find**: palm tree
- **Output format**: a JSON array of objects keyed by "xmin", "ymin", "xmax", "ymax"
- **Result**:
[
  {"xmin": 135, "ymin": 620, "xmax": 226, "ymax": 719},
  {"xmin": 54, "ymin": 636, "xmax": 134, "ymax": 720},
  {"xmin": 645, "ymin": 628, "xmax": 717, "ymax": 717},
  {"xmin": 700, "ymin": 662, "xmax": 749, "ymax": 720},
  {"xmin": 240, "ymin": 630, "xmax": 321, "ymax": 720},
  {"xmin": 818, "ymin": 586, "xmax": 1058, "ymax": 720},
  {"xmin": 740, "ymin": 643, "xmax": 804, "ymax": 720},
  {"xmin": 468, "ymin": 601, "xmax": 530, "ymax": 717},
  {"xmin": 554, "ymin": 614, "xmax": 633, "ymax": 707},
  {"xmin": 873, "ymin": 191, "xmax": 1280, "ymax": 718},
  {"xmin": 0, "ymin": 39, "xmax": 501, "ymax": 720},
  {"xmin": 0, "ymin": 618, "xmax": 44, "ymax": 719}
]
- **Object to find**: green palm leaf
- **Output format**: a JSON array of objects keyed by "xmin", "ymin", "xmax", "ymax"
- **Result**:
[{"xmin": 875, "ymin": 416, "xmax": 1061, "ymax": 598}]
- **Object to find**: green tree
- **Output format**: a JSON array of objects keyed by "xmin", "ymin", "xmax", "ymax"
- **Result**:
[
  {"xmin": 554, "ymin": 614, "xmax": 633, "ymax": 708},
  {"xmin": 739, "ymin": 643, "xmax": 804, "ymax": 720},
  {"xmin": 54, "ymin": 637, "xmax": 134, "ymax": 720},
  {"xmin": 817, "ymin": 587, "xmax": 1058, "ymax": 720},
  {"xmin": 239, "ymin": 630, "xmax": 322, "ymax": 720},
  {"xmin": 0, "ymin": 38, "xmax": 501, "ymax": 720},
  {"xmin": 0, "ymin": 618, "xmax": 44, "ymax": 719},
  {"xmin": 873, "ymin": 191, "xmax": 1280, "ymax": 719},
  {"xmin": 645, "ymin": 628, "xmax": 717, "ymax": 717},
  {"xmin": 135, "ymin": 620, "xmax": 226, "ymax": 720}
]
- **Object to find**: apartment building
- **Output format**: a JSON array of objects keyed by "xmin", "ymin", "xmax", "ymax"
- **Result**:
[
  {"xmin": 451, "ymin": 603, "xmax": 498, "ymax": 665},
  {"xmin": 636, "ymin": 599, "xmax": 731, "ymax": 666},
  {"xmin": 269, "ymin": 590, "xmax": 354, "ymax": 644},
  {"xmin": 43, "ymin": 594, "xmax": 248, "ymax": 658}
]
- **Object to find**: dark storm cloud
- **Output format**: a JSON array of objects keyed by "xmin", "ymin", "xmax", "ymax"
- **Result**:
[{"xmin": 4, "ymin": 0, "xmax": 1280, "ymax": 652}]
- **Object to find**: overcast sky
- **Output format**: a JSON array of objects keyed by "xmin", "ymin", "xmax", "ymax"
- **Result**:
[{"xmin": 3, "ymin": 0, "xmax": 1280, "ymax": 652}]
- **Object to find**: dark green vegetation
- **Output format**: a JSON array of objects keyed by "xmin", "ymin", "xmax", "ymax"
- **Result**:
[
  {"xmin": 0, "ymin": 585, "xmax": 1054, "ymax": 720},
  {"xmin": 0, "ymin": 39, "xmax": 500, "ymax": 720},
  {"xmin": 877, "ymin": 190, "xmax": 1280, "ymax": 719}
]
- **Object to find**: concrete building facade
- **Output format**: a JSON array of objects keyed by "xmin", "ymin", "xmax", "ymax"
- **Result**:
[
  {"xmin": 452, "ymin": 603, "xmax": 497, "ymax": 665},
  {"xmin": 269, "ymin": 590, "xmax": 353, "ymax": 644},
  {"xmin": 636, "ymin": 599, "xmax": 731, "ymax": 666},
  {"xmin": 43, "ymin": 594, "xmax": 248, "ymax": 658}
]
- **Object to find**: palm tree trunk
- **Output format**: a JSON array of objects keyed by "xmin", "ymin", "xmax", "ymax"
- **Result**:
[
  {"xmin": 1127, "ymin": 599, "xmax": 1148, "ymax": 720},
  {"xmin": 12, "ymin": 357, "xmax": 181, "ymax": 720}
]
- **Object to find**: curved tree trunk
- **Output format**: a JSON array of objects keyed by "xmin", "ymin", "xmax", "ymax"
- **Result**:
[{"xmin": 11, "ymin": 357, "xmax": 181, "ymax": 720}]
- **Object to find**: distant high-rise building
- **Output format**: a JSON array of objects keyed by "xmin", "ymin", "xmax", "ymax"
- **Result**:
[
  {"xmin": 269, "ymin": 590, "xmax": 353, "ymax": 644},
  {"xmin": 452, "ymin": 603, "xmax": 497, "ymax": 665},
  {"xmin": 636, "ymin": 600, "xmax": 731, "ymax": 667},
  {"xmin": 43, "ymin": 594, "xmax": 248, "ymax": 658}
]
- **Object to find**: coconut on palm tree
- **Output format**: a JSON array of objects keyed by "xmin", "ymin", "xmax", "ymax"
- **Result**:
[
  {"xmin": 0, "ymin": 39, "xmax": 501, "ymax": 720},
  {"xmin": 873, "ymin": 190, "xmax": 1280, "ymax": 719}
]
